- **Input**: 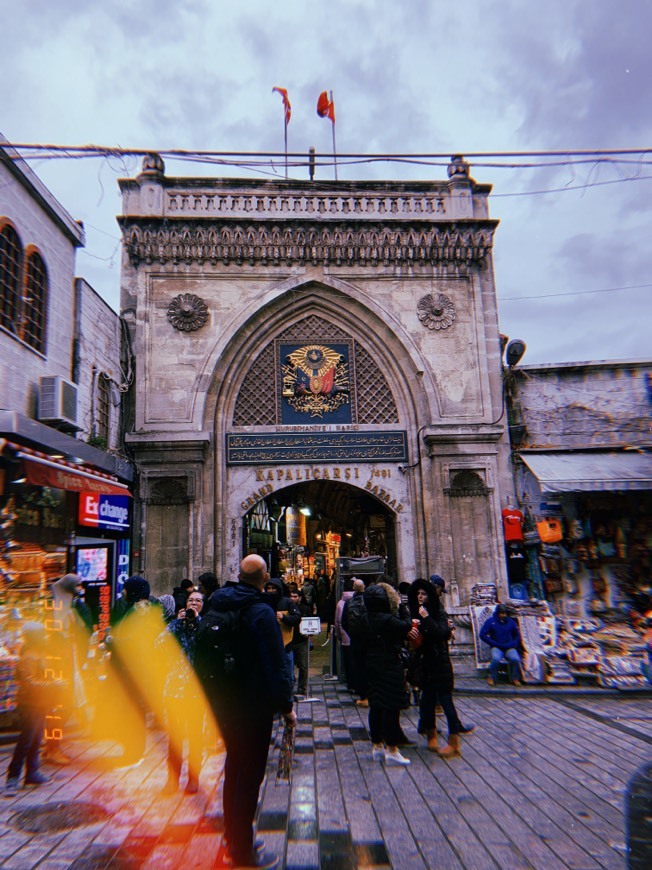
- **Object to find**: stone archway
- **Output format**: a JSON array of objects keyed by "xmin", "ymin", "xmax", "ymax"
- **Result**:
[{"xmin": 206, "ymin": 281, "xmax": 428, "ymax": 583}]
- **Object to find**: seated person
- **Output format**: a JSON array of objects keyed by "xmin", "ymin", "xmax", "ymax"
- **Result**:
[{"xmin": 480, "ymin": 603, "xmax": 524, "ymax": 686}]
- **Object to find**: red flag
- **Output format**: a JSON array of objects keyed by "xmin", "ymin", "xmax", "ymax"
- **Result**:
[
  {"xmin": 317, "ymin": 91, "xmax": 335, "ymax": 123},
  {"xmin": 272, "ymin": 87, "xmax": 291, "ymax": 125}
]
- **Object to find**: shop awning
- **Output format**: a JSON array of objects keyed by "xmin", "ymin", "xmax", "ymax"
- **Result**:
[
  {"xmin": 519, "ymin": 451, "xmax": 652, "ymax": 493},
  {"xmin": 1, "ymin": 440, "xmax": 131, "ymax": 497}
]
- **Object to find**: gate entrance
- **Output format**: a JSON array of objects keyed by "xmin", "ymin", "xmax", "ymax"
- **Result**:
[{"xmin": 242, "ymin": 479, "xmax": 397, "ymax": 586}]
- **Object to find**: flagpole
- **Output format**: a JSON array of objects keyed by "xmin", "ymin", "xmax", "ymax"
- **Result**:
[
  {"xmin": 330, "ymin": 90, "xmax": 338, "ymax": 180},
  {"xmin": 284, "ymin": 117, "xmax": 288, "ymax": 179}
]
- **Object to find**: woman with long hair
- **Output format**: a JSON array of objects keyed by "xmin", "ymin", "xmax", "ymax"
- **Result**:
[{"xmin": 407, "ymin": 577, "xmax": 474, "ymax": 757}]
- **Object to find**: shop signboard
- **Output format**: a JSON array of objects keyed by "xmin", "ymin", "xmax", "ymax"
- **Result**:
[{"xmin": 79, "ymin": 492, "xmax": 130, "ymax": 531}]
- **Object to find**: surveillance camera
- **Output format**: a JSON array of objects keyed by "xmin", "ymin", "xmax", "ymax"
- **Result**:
[
  {"xmin": 505, "ymin": 339, "xmax": 526, "ymax": 368},
  {"xmin": 398, "ymin": 464, "xmax": 405, "ymax": 473}
]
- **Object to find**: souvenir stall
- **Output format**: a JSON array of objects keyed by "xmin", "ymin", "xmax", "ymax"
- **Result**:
[{"xmin": 509, "ymin": 452, "xmax": 652, "ymax": 689}]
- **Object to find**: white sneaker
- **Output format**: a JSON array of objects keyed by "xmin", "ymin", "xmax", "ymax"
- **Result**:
[
  {"xmin": 371, "ymin": 745, "xmax": 385, "ymax": 762},
  {"xmin": 385, "ymin": 749, "xmax": 411, "ymax": 766}
]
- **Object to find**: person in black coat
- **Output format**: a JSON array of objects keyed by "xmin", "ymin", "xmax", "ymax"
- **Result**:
[
  {"xmin": 209, "ymin": 555, "xmax": 295, "ymax": 869},
  {"xmin": 407, "ymin": 577, "xmax": 474, "ymax": 758},
  {"xmin": 362, "ymin": 582, "xmax": 417, "ymax": 766}
]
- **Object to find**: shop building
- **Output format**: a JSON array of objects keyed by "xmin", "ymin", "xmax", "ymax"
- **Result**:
[
  {"xmin": 507, "ymin": 358, "xmax": 651, "ymax": 619},
  {"xmin": 118, "ymin": 153, "xmax": 515, "ymax": 620},
  {"xmin": 0, "ymin": 136, "xmax": 133, "ymax": 645}
]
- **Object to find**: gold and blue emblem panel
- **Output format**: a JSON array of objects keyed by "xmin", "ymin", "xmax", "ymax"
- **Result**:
[{"xmin": 277, "ymin": 340, "xmax": 354, "ymax": 424}]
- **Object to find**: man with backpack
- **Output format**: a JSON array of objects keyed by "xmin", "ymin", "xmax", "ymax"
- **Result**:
[{"xmin": 202, "ymin": 555, "xmax": 295, "ymax": 870}]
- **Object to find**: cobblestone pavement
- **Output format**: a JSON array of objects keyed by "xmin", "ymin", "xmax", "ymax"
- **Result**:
[{"xmin": 0, "ymin": 668, "xmax": 650, "ymax": 868}]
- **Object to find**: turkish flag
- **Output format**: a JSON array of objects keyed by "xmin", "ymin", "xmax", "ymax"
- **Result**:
[
  {"xmin": 272, "ymin": 87, "xmax": 291, "ymax": 125},
  {"xmin": 317, "ymin": 91, "xmax": 335, "ymax": 123}
]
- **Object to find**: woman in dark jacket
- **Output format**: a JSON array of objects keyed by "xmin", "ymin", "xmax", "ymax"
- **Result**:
[
  {"xmin": 363, "ymin": 582, "xmax": 415, "ymax": 766},
  {"xmin": 407, "ymin": 578, "xmax": 474, "ymax": 757}
]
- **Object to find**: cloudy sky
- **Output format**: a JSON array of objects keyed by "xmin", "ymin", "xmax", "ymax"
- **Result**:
[{"xmin": 2, "ymin": 0, "xmax": 651, "ymax": 364}]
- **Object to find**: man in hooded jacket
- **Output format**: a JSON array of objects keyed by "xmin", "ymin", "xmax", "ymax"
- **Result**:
[
  {"xmin": 480, "ymin": 603, "xmax": 524, "ymax": 686},
  {"xmin": 210, "ymin": 555, "xmax": 295, "ymax": 870}
]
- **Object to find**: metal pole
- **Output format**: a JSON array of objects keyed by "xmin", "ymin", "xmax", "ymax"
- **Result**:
[{"xmin": 330, "ymin": 91, "xmax": 338, "ymax": 180}]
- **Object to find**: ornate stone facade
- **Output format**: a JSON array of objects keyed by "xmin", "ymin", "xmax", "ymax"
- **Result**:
[{"xmin": 119, "ymin": 156, "xmax": 514, "ymax": 610}]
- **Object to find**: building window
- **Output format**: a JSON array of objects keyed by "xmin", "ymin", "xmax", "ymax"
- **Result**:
[
  {"xmin": 97, "ymin": 374, "xmax": 111, "ymax": 444},
  {"xmin": 0, "ymin": 221, "xmax": 48, "ymax": 353},
  {"xmin": 22, "ymin": 250, "xmax": 48, "ymax": 353},
  {"xmin": 0, "ymin": 223, "xmax": 22, "ymax": 334}
]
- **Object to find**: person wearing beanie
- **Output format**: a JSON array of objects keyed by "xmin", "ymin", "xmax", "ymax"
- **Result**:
[
  {"xmin": 158, "ymin": 594, "xmax": 177, "ymax": 624},
  {"xmin": 4, "ymin": 623, "xmax": 67, "ymax": 796}
]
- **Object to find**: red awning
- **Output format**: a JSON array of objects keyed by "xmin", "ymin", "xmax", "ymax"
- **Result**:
[{"xmin": 2, "ymin": 440, "xmax": 131, "ymax": 497}]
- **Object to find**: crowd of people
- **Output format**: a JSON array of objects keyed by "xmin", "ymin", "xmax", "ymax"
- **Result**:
[{"xmin": 2, "ymin": 564, "xmax": 533, "ymax": 869}]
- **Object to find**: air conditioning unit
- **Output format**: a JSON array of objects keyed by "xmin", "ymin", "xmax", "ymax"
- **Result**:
[{"xmin": 38, "ymin": 375, "xmax": 79, "ymax": 428}]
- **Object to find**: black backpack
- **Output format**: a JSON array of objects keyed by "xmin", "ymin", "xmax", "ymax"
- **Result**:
[
  {"xmin": 194, "ymin": 601, "xmax": 255, "ymax": 700},
  {"xmin": 343, "ymin": 594, "xmax": 369, "ymax": 639}
]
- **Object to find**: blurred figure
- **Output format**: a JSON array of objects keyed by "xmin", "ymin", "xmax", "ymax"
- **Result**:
[
  {"xmin": 160, "ymin": 590, "xmax": 206, "ymax": 794},
  {"xmin": 4, "ymin": 623, "xmax": 67, "ymax": 796},
  {"xmin": 288, "ymin": 584, "xmax": 311, "ymax": 699},
  {"xmin": 42, "ymin": 573, "xmax": 90, "ymax": 766},
  {"xmin": 104, "ymin": 576, "xmax": 164, "ymax": 765},
  {"xmin": 333, "ymin": 578, "xmax": 356, "ymax": 691}
]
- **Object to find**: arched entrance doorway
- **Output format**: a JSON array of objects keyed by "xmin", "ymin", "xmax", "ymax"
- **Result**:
[{"xmin": 242, "ymin": 479, "xmax": 397, "ymax": 587}]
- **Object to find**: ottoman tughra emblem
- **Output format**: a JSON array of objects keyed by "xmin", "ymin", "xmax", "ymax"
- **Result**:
[
  {"xmin": 417, "ymin": 293, "xmax": 456, "ymax": 330},
  {"xmin": 282, "ymin": 344, "xmax": 350, "ymax": 418},
  {"xmin": 167, "ymin": 293, "xmax": 208, "ymax": 331}
]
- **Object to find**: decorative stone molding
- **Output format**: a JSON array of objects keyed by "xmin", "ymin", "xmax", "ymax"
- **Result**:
[
  {"xmin": 140, "ymin": 153, "xmax": 165, "ymax": 177},
  {"xmin": 417, "ymin": 292, "xmax": 456, "ymax": 330},
  {"xmin": 166, "ymin": 293, "xmax": 208, "ymax": 331},
  {"xmin": 145, "ymin": 476, "xmax": 192, "ymax": 505},
  {"xmin": 164, "ymin": 191, "xmax": 450, "ymax": 220},
  {"xmin": 448, "ymin": 155, "xmax": 471, "ymax": 179},
  {"xmin": 123, "ymin": 221, "xmax": 495, "ymax": 268},
  {"xmin": 444, "ymin": 469, "xmax": 490, "ymax": 497}
]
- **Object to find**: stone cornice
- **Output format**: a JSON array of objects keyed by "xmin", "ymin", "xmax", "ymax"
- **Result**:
[
  {"xmin": 425, "ymin": 424, "xmax": 505, "ymax": 451},
  {"xmin": 120, "ymin": 219, "xmax": 496, "ymax": 268}
]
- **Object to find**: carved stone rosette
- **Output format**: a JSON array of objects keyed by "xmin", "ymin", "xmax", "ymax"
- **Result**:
[
  {"xmin": 166, "ymin": 293, "xmax": 208, "ymax": 332},
  {"xmin": 417, "ymin": 293, "xmax": 456, "ymax": 330}
]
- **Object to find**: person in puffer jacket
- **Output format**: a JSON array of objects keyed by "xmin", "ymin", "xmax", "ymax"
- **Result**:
[{"xmin": 480, "ymin": 603, "xmax": 524, "ymax": 686}]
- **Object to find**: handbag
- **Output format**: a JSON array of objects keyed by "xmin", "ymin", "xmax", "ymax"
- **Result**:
[{"xmin": 537, "ymin": 519, "xmax": 563, "ymax": 544}]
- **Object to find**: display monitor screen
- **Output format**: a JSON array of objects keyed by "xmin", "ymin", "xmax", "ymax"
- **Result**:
[{"xmin": 76, "ymin": 547, "xmax": 109, "ymax": 586}]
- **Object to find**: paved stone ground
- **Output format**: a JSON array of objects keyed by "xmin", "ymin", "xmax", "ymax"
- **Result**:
[{"xmin": 0, "ymin": 637, "xmax": 650, "ymax": 869}]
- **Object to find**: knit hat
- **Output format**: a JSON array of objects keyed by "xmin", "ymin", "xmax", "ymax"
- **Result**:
[
  {"xmin": 124, "ymin": 576, "xmax": 150, "ymax": 604},
  {"xmin": 429, "ymin": 574, "xmax": 446, "ymax": 591}
]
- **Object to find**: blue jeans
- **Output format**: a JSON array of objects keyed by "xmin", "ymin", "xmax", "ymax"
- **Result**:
[{"xmin": 489, "ymin": 647, "xmax": 522, "ymax": 682}]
